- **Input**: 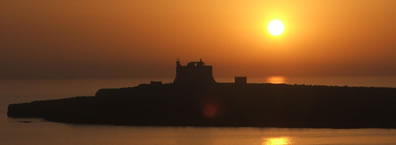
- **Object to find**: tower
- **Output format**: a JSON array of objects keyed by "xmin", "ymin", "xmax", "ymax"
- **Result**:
[{"xmin": 173, "ymin": 59, "xmax": 216, "ymax": 85}]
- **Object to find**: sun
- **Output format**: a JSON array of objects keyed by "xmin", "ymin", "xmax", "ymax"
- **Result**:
[{"xmin": 268, "ymin": 20, "xmax": 285, "ymax": 36}]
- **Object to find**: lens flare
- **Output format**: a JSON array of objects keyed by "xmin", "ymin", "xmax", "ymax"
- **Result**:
[{"xmin": 202, "ymin": 102, "xmax": 219, "ymax": 118}]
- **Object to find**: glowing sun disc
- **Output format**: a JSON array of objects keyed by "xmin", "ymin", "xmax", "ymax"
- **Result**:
[{"xmin": 268, "ymin": 20, "xmax": 285, "ymax": 36}]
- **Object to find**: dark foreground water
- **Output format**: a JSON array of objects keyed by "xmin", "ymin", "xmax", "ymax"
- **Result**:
[{"xmin": 2, "ymin": 77, "xmax": 396, "ymax": 145}]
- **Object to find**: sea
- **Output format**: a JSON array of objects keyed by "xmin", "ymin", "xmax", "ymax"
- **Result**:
[{"xmin": 2, "ymin": 76, "xmax": 396, "ymax": 145}]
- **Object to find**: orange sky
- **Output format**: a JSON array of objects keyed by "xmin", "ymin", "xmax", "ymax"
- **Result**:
[{"xmin": 1, "ymin": 0, "xmax": 396, "ymax": 79}]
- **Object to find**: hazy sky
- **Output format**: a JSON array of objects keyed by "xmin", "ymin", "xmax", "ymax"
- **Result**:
[{"xmin": 1, "ymin": 0, "xmax": 396, "ymax": 79}]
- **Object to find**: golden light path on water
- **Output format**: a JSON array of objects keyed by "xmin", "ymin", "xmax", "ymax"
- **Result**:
[
  {"xmin": 263, "ymin": 137, "xmax": 292, "ymax": 145},
  {"xmin": 267, "ymin": 76, "xmax": 287, "ymax": 84}
]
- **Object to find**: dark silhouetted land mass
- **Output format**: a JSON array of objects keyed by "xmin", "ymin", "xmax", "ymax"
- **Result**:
[{"xmin": 7, "ymin": 60, "xmax": 396, "ymax": 128}]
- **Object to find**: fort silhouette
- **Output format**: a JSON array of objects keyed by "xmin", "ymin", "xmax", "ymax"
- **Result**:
[
  {"xmin": 174, "ymin": 59, "xmax": 216, "ymax": 85},
  {"xmin": 8, "ymin": 60, "xmax": 396, "ymax": 128}
]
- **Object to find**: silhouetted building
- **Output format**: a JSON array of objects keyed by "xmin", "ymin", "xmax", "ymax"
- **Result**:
[
  {"xmin": 174, "ymin": 59, "xmax": 216, "ymax": 85},
  {"xmin": 235, "ymin": 76, "xmax": 247, "ymax": 85}
]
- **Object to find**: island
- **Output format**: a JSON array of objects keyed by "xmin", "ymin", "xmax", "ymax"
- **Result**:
[{"xmin": 7, "ymin": 60, "xmax": 396, "ymax": 128}]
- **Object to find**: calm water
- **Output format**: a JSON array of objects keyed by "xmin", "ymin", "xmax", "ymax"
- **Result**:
[{"xmin": 2, "ymin": 77, "xmax": 396, "ymax": 145}]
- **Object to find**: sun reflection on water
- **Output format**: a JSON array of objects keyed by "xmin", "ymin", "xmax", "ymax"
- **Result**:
[
  {"xmin": 267, "ymin": 76, "xmax": 286, "ymax": 84},
  {"xmin": 263, "ymin": 137, "xmax": 292, "ymax": 145}
]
